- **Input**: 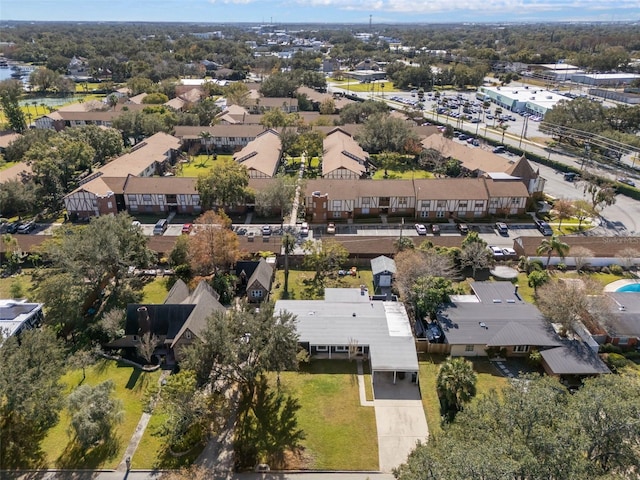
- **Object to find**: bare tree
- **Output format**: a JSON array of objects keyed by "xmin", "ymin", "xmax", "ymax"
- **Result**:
[
  {"xmin": 136, "ymin": 332, "xmax": 160, "ymax": 365},
  {"xmin": 570, "ymin": 246, "xmax": 594, "ymax": 271},
  {"xmin": 616, "ymin": 248, "xmax": 640, "ymax": 270},
  {"xmin": 394, "ymin": 249, "xmax": 457, "ymax": 301},
  {"xmin": 553, "ymin": 198, "xmax": 574, "ymax": 231}
]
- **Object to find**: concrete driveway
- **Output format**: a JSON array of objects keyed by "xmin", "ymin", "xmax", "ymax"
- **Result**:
[{"xmin": 372, "ymin": 372, "xmax": 429, "ymax": 473}]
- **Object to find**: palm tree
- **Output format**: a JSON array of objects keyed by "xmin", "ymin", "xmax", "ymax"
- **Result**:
[
  {"xmin": 536, "ymin": 235, "xmax": 570, "ymax": 269},
  {"xmin": 199, "ymin": 131, "xmax": 212, "ymax": 160},
  {"xmin": 282, "ymin": 233, "xmax": 296, "ymax": 297},
  {"xmin": 436, "ymin": 357, "xmax": 477, "ymax": 422}
]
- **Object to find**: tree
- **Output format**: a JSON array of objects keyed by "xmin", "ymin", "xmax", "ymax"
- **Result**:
[
  {"xmin": 536, "ymin": 277, "xmax": 614, "ymax": 334},
  {"xmin": 396, "ymin": 374, "xmax": 640, "ymax": 480},
  {"xmin": 168, "ymin": 234, "xmax": 190, "ymax": 268},
  {"xmin": 436, "ymin": 357, "xmax": 477, "ymax": 422},
  {"xmin": 62, "ymin": 125, "xmax": 125, "ymax": 165},
  {"xmin": 29, "ymin": 67, "xmax": 60, "ymax": 93},
  {"xmin": 536, "ymin": 235, "xmax": 570, "ymax": 269},
  {"xmin": 302, "ymin": 239, "xmax": 348, "ymax": 288},
  {"xmin": 282, "ymin": 233, "xmax": 296, "ymax": 296},
  {"xmin": 199, "ymin": 130, "xmax": 213, "ymax": 158},
  {"xmin": 527, "ymin": 270, "xmax": 549, "ymax": 296},
  {"xmin": 459, "ymin": 233, "xmax": 492, "ymax": 279},
  {"xmin": 616, "ymin": 247, "xmax": 640, "ymax": 270},
  {"xmin": 196, "ymin": 157, "xmax": 249, "ymax": 210},
  {"xmin": 0, "ymin": 80, "xmax": 27, "ymax": 133},
  {"xmin": 319, "ymin": 97, "xmax": 335, "ymax": 114},
  {"xmin": 410, "ymin": 276, "xmax": 454, "ymax": 321},
  {"xmin": 182, "ymin": 303, "xmax": 299, "ymax": 392},
  {"xmin": 255, "ymin": 175, "xmax": 297, "ymax": 220},
  {"xmin": 136, "ymin": 332, "xmax": 161, "ymax": 365},
  {"xmin": 581, "ymin": 172, "xmax": 617, "ymax": 215},
  {"xmin": 339, "ymin": 99, "xmax": 388, "ymax": 124},
  {"xmin": 67, "ymin": 380, "xmax": 123, "ymax": 450},
  {"xmin": 224, "ymin": 82, "xmax": 250, "ymax": 106},
  {"xmin": 573, "ymin": 199, "xmax": 594, "ymax": 230},
  {"xmin": 394, "ymin": 248, "xmax": 458, "ymax": 302},
  {"xmin": 571, "ymin": 246, "xmax": 594, "ymax": 272},
  {"xmin": 188, "ymin": 210, "xmax": 240, "ymax": 275},
  {"xmin": 355, "ymin": 113, "xmax": 420, "ymax": 154},
  {"xmin": 0, "ymin": 328, "xmax": 65, "ymax": 468},
  {"xmin": 553, "ymin": 198, "xmax": 574, "ymax": 231}
]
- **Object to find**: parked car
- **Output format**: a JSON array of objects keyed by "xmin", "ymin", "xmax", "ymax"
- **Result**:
[
  {"xmin": 535, "ymin": 220, "xmax": 553, "ymax": 236},
  {"xmin": 457, "ymin": 223, "xmax": 469, "ymax": 234},
  {"xmin": 495, "ymin": 222, "xmax": 509, "ymax": 235},
  {"xmin": 415, "ymin": 223, "xmax": 428, "ymax": 235},
  {"xmin": 6, "ymin": 222, "xmax": 20, "ymax": 234},
  {"xmin": 131, "ymin": 220, "xmax": 141, "ymax": 228},
  {"xmin": 488, "ymin": 245, "xmax": 504, "ymax": 258},
  {"xmin": 153, "ymin": 218, "xmax": 168, "ymax": 235},
  {"xmin": 564, "ymin": 172, "xmax": 578, "ymax": 182},
  {"xmin": 431, "ymin": 224, "xmax": 440, "ymax": 234},
  {"xmin": 617, "ymin": 177, "xmax": 636, "ymax": 187},
  {"xmin": 181, "ymin": 223, "xmax": 193, "ymax": 234},
  {"xmin": 492, "ymin": 145, "xmax": 505, "ymax": 153},
  {"xmin": 502, "ymin": 247, "xmax": 517, "ymax": 257},
  {"xmin": 17, "ymin": 221, "xmax": 35, "ymax": 234},
  {"xmin": 262, "ymin": 225, "xmax": 272, "ymax": 236},
  {"xmin": 300, "ymin": 222, "xmax": 309, "ymax": 236},
  {"xmin": 326, "ymin": 223, "xmax": 336, "ymax": 234}
]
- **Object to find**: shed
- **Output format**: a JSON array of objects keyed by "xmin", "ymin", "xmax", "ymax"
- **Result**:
[{"xmin": 371, "ymin": 255, "xmax": 397, "ymax": 290}]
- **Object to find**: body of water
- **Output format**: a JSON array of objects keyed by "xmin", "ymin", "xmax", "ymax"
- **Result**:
[{"xmin": 617, "ymin": 283, "xmax": 640, "ymax": 293}]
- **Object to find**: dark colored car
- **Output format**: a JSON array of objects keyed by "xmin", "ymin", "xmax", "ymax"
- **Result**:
[
  {"xmin": 6, "ymin": 222, "xmax": 21, "ymax": 234},
  {"xmin": 457, "ymin": 223, "xmax": 469, "ymax": 234}
]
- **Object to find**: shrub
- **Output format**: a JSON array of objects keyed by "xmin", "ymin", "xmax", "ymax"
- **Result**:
[
  {"xmin": 601, "ymin": 343, "xmax": 623, "ymax": 354},
  {"xmin": 529, "ymin": 259, "xmax": 544, "ymax": 273},
  {"xmin": 623, "ymin": 351, "xmax": 640, "ymax": 360},
  {"xmin": 556, "ymin": 263, "xmax": 567, "ymax": 272},
  {"xmin": 606, "ymin": 353, "xmax": 630, "ymax": 372},
  {"xmin": 601, "ymin": 266, "xmax": 611, "ymax": 274},
  {"xmin": 609, "ymin": 264, "xmax": 623, "ymax": 275},
  {"xmin": 528, "ymin": 349, "xmax": 542, "ymax": 366}
]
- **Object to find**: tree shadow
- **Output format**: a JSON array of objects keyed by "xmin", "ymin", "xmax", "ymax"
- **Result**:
[
  {"xmin": 55, "ymin": 436, "xmax": 121, "ymax": 470},
  {"xmin": 125, "ymin": 367, "xmax": 142, "ymax": 390}
]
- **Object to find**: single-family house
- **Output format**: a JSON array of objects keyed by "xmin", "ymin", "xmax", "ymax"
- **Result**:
[
  {"xmin": 371, "ymin": 255, "xmax": 396, "ymax": 293},
  {"xmin": 233, "ymin": 129, "xmax": 282, "ymax": 178},
  {"xmin": 68, "ymin": 55, "xmax": 89, "ymax": 76},
  {"xmin": 322, "ymin": 128, "xmax": 370, "ymax": 179},
  {"xmin": 275, "ymin": 287, "xmax": 420, "ymax": 385},
  {"xmin": 104, "ymin": 280, "xmax": 225, "ymax": 364},
  {"xmin": 539, "ymin": 340, "xmax": 610, "ymax": 381},
  {"xmin": 235, "ymin": 258, "xmax": 274, "ymax": 303},
  {"xmin": 600, "ymin": 291, "xmax": 640, "ymax": 349},
  {"xmin": 434, "ymin": 281, "xmax": 562, "ymax": 357}
]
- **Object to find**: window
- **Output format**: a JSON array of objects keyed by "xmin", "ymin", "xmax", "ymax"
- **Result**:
[
  {"xmin": 362, "ymin": 197, "xmax": 371, "ymax": 205},
  {"xmin": 316, "ymin": 345, "xmax": 328, "ymax": 352},
  {"xmin": 436, "ymin": 211, "xmax": 445, "ymax": 218},
  {"xmin": 185, "ymin": 331, "xmax": 192, "ymax": 340},
  {"xmin": 420, "ymin": 211, "xmax": 430, "ymax": 218},
  {"xmin": 379, "ymin": 196, "xmax": 390, "ymax": 207},
  {"xmin": 437, "ymin": 200, "xmax": 446, "ymax": 208},
  {"xmin": 333, "ymin": 211, "xmax": 342, "ymax": 218},
  {"xmin": 511, "ymin": 197, "xmax": 519, "ymax": 204},
  {"xmin": 251, "ymin": 290, "xmax": 263, "ymax": 298},
  {"xmin": 335, "ymin": 346, "xmax": 348, "ymax": 352},
  {"xmin": 332, "ymin": 200, "xmax": 341, "ymax": 209},
  {"xmin": 458, "ymin": 201, "xmax": 468, "ymax": 209},
  {"xmin": 192, "ymin": 195, "xmax": 200, "ymax": 205},
  {"xmin": 475, "ymin": 201, "xmax": 484, "ymax": 208},
  {"xmin": 142, "ymin": 194, "xmax": 152, "ymax": 202},
  {"xmin": 421, "ymin": 200, "xmax": 431, "ymax": 209},
  {"xmin": 465, "ymin": 345, "xmax": 474, "ymax": 352},
  {"xmin": 513, "ymin": 345, "xmax": 529, "ymax": 353},
  {"xmin": 107, "ymin": 202, "xmax": 113, "ymax": 209},
  {"xmin": 127, "ymin": 194, "xmax": 137, "ymax": 202},
  {"xmin": 398, "ymin": 197, "xmax": 408, "ymax": 207}
]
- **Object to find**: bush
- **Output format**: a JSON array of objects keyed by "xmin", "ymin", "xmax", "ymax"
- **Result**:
[
  {"xmin": 601, "ymin": 343, "xmax": 623, "ymax": 354},
  {"xmin": 529, "ymin": 259, "xmax": 544, "ymax": 273},
  {"xmin": 601, "ymin": 266, "xmax": 610, "ymax": 274},
  {"xmin": 606, "ymin": 353, "xmax": 630, "ymax": 372},
  {"xmin": 623, "ymin": 351, "xmax": 640, "ymax": 360},
  {"xmin": 556, "ymin": 263, "xmax": 567, "ymax": 272},
  {"xmin": 609, "ymin": 264, "xmax": 623, "ymax": 275}
]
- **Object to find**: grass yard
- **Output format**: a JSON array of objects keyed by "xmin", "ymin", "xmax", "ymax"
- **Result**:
[
  {"xmin": 418, "ymin": 354, "xmax": 509, "ymax": 437},
  {"xmin": 328, "ymin": 79, "xmax": 397, "ymax": 93},
  {"xmin": 272, "ymin": 269, "xmax": 375, "ymax": 300},
  {"xmin": 142, "ymin": 277, "xmax": 170, "ymax": 304},
  {"xmin": 271, "ymin": 360, "xmax": 378, "ymax": 470},
  {"xmin": 372, "ymin": 169, "xmax": 434, "ymax": 180},
  {"xmin": 176, "ymin": 154, "xmax": 234, "ymax": 177},
  {"xmin": 40, "ymin": 359, "xmax": 161, "ymax": 469}
]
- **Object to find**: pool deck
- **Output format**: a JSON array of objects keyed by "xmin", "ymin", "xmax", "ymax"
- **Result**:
[{"xmin": 604, "ymin": 277, "xmax": 640, "ymax": 292}]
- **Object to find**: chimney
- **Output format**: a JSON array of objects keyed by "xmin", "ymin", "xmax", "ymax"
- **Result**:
[{"xmin": 137, "ymin": 306, "xmax": 150, "ymax": 334}]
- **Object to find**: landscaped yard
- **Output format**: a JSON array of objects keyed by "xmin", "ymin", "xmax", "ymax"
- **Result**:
[
  {"xmin": 176, "ymin": 154, "xmax": 234, "ymax": 177},
  {"xmin": 142, "ymin": 276, "xmax": 170, "ymax": 304},
  {"xmin": 418, "ymin": 354, "xmax": 509, "ymax": 436},
  {"xmin": 0, "ymin": 270, "xmax": 35, "ymax": 300},
  {"xmin": 270, "ymin": 360, "xmax": 378, "ymax": 470},
  {"xmin": 372, "ymin": 169, "xmax": 434, "ymax": 180},
  {"xmin": 272, "ymin": 268, "xmax": 375, "ymax": 300},
  {"xmin": 40, "ymin": 359, "xmax": 161, "ymax": 469}
]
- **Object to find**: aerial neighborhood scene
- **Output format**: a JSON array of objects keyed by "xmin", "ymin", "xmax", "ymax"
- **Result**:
[{"xmin": 2, "ymin": 1, "xmax": 640, "ymax": 478}]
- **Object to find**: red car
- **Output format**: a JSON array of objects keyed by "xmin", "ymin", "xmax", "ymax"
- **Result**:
[{"xmin": 181, "ymin": 223, "xmax": 193, "ymax": 234}]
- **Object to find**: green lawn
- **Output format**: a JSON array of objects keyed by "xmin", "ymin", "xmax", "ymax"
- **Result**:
[
  {"xmin": 418, "ymin": 354, "xmax": 509, "ymax": 437},
  {"xmin": 329, "ymin": 79, "xmax": 397, "ymax": 93},
  {"xmin": 41, "ymin": 359, "xmax": 161, "ymax": 469},
  {"xmin": 372, "ymin": 169, "xmax": 434, "ymax": 180},
  {"xmin": 272, "ymin": 269, "xmax": 375, "ymax": 300},
  {"xmin": 142, "ymin": 277, "xmax": 170, "ymax": 304},
  {"xmin": 0, "ymin": 270, "xmax": 35, "ymax": 300},
  {"xmin": 176, "ymin": 154, "xmax": 234, "ymax": 177},
  {"xmin": 271, "ymin": 360, "xmax": 378, "ymax": 470}
]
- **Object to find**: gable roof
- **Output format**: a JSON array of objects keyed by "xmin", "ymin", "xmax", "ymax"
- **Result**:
[
  {"xmin": 171, "ymin": 280, "xmax": 225, "ymax": 347},
  {"xmin": 421, "ymin": 135, "xmax": 514, "ymax": 174},
  {"xmin": 322, "ymin": 128, "xmax": 368, "ymax": 177},
  {"xmin": 174, "ymin": 124, "xmax": 267, "ymax": 140},
  {"xmin": 163, "ymin": 278, "xmax": 190, "ymax": 304},
  {"xmin": 98, "ymin": 132, "xmax": 180, "ymax": 177},
  {"xmin": 371, "ymin": 255, "xmax": 397, "ymax": 275},
  {"xmin": 246, "ymin": 257, "xmax": 273, "ymax": 291},
  {"xmin": 233, "ymin": 129, "xmax": 282, "ymax": 177}
]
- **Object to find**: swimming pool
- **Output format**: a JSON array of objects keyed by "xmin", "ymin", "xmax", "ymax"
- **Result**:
[{"xmin": 617, "ymin": 283, "xmax": 640, "ymax": 293}]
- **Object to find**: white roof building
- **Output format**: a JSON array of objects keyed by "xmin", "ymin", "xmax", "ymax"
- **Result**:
[{"xmin": 0, "ymin": 299, "xmax": 44, "ymax": 341}]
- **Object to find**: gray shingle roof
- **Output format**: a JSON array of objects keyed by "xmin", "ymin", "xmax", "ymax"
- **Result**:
[
  {"xmin": 371, "ymin": 255, "xmax": 397, "ymax": 275},
  {"xmin": 540, "ymin": 341, "xmax": 610, "ymax": 375},
  {"xmin": 276, "ymin": 289, "xmax": 418, "ymax": 372},
  {"xmin": 247, "ymin": 258, "xmax": 274, "ymax": 291}
]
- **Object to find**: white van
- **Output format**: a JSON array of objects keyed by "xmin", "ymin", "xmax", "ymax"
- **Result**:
[{"xmin": 153, "ymin": 219, "xmax": 168, "ymax": 235}]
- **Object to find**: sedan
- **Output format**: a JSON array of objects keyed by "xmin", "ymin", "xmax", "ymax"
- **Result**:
[
  {"xmin": 430, "ymin": 224, "xmax": 440, "ymax": 234},
  {"xmin": 488, "ymin": 245, "xmax": 504, "ymax": 258},
  {"xmin": 262, "ymin": 225, "xmax": 272, "ymax": 236},
  {"xmin": 326, "ymin": 223, "xmax": 336, "ymax": 234},
  {"xmin": 618, "ymin": 177, "xmax": 636, "ymax": 187},
  {"xmin": 181, "ymin": 223, "xmax": 193, "ymax": 234},
  {"xmin": 457, "ymin": 223, "xmax": 469, "ymax": 234},
  {"xmin": 502, "ymin": 247, "xmax": 517, "ymax": 257},
  {"xmin": 415, "ymin": 224, "xmax": 428, "ymax": 235}
]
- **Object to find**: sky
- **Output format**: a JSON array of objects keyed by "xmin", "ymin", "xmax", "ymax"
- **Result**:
[{"xmin": 2, "ymin": 0, "xmax": 639, "ymax": 24}]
